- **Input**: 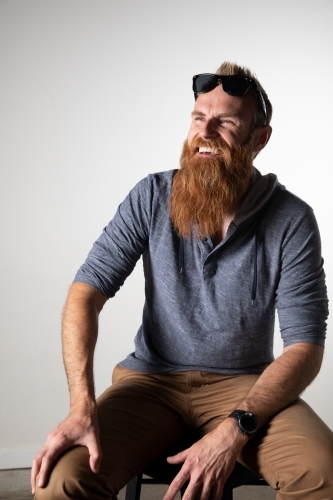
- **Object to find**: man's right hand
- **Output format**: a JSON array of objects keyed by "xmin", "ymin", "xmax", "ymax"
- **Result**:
[{"xmin": 30, "ymin": 408, "xmax": 102, "ymax": 494}]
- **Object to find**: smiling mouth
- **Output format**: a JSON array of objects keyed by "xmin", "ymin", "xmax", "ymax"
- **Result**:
[{"xmin": 198, "ymin": 147, "xmax": 220, "ymax": 155}]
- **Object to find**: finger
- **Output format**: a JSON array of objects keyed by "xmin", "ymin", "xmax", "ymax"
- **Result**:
[
  {"xmin": 88, "ymin": 444, "xmax": 103, "ymax": 473},
  {"xmin": 31, "ymin": 455, "xmax": 42, "ymax": 493},
  {"xmin": 37, "ymin": 452, "xmax": 57, "ymax": 489},
  {"xmin": 176, "ymin": 477, "xmax": 201, "ymax": 500},
  {"xmin": 198, "ymin": 479, "xmax": 213, "ymax": 500},
  {"xmin": 30, "ymin": 439, "xmax": 63, "ymax": 493},
  {"xmin": 212, "ymin": 482, "xmax": 224, "ymax": 500},
  {"xmin": 36, "ymin": 441, "xmax": 67, "ymax": 489},
  {"xmin": 166, "ymin": 448, "xmax": 189, "ymax": 464},
  {"xmin": 199, "ymin": 473, "xmax": 225, "ymax": 500},
  {"xmin": 163, "ymin": 468, "xmax": 190, "ymax": 500},
  {"xmin": 83, "ymin": 430, "xmax": 102, "ymax": 473}
]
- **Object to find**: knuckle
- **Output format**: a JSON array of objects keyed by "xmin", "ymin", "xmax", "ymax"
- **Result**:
[
  {"xmin": 192, "ymin": 468, "xmax": 205, "ymax": 483},
  {"xmin": 204, "ymin": 477, "xmax": 214, "ymax": 490},
  {"xmin": 182, "ymin": 492, "xmax": 194, "ymax": 500},
  {"xmin": 33, "ymin": 450, "xmax": 46, "ymax": 465},
  {"xmin": 39, "ymin": 455, "xmax": 50, "ymax": 470},
  {"xmin": 171, "ymin": 477, "xmax": 182, "ymax": 489},
  {"xmin": 32, "ymin": 455, "xmax": 40, "ymax": 466},
  {"xmin": 47, "ymin": 429, "xmax": 56, "ymax": 440}
]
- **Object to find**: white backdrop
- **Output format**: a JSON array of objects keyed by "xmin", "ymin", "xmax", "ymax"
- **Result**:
[{"xmin": 0, "ymin": 0, "xmax": 332, "ymax": 469}]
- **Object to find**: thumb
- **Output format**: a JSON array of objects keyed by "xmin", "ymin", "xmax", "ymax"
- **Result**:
[
  {"xmin": 166, "ymin": 448, "xmax": 189, "ymax": 464},
  {"xmin": 87, "ymin": 437, "xmax": 103, "ymax": 473}
]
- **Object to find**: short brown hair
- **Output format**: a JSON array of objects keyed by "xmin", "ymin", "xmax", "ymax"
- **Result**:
[{"xmin": 215, "ymin": 62, "xmax": 272, "ymax": 129}]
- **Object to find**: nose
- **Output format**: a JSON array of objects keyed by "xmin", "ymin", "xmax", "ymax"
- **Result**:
[{"xmin": 200, "ymin": 119, "xmax": 219, "ymax": 139}]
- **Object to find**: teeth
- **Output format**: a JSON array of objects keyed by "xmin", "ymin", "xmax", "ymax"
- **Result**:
[{"xmin": 198, "ymin": 147, "xmax": 217, "ymax": 154}]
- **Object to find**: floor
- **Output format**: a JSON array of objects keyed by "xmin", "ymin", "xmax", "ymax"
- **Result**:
[{"xmin": 0, "ymin": 469, "xmax": 276, "ymax": 499}]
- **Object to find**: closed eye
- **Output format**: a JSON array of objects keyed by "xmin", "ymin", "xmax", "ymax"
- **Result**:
[{"xmin": 218, "ymin": 113, "xmax": 244, "ymax": 128}]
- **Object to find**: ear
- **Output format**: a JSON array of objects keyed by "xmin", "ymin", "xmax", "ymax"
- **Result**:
[{"xmin": 252, "ymin": 125, "xmax": 272, "ymax": 155}]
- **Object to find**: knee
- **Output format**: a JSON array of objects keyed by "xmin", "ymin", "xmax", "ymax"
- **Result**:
[
  {"xmin": 305, "ymin": 445, "xmax": 333, "ymax": 493},
  {"xmin": 34, "ymin": 446, "xmax": 115, "ymax": 500},
  {"xmin": 280, "ymin": 435, "xmax": 333, "ymax": 497}
]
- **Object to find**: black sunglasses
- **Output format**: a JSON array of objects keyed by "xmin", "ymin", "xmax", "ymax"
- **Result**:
[{"xmin": 192, "ymin": 73, "xmax": 267, "ymax": 125}]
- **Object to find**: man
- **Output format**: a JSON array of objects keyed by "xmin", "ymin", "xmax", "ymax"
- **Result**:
[{"xmin": 32, "ymin": 62, "xmax": 333, "ymax": 499}]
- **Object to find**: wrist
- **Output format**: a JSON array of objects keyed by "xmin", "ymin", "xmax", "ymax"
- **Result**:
[
  {"xmin": 70, "ymin": 396, "xmax": 97, "ymax": 415},
  {"xmin": 228, "ymin": 409, "xmax": 258, "ymax": 439},
  {"xmin": 216, "ymin": 416, "xmax": 250, "ymax": 452}
]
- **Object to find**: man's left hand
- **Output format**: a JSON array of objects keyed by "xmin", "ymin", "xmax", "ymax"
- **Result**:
[{"xmin": 163, "ymin": 418, "xmax": 248, "ymax": 500}]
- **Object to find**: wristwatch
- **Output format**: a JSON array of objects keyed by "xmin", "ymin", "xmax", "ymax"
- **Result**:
[{"xmin": 228, "ymin": 410, "xmax": 258, "ymax": 438}]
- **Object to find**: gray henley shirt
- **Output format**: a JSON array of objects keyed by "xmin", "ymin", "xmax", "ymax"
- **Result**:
[{"xmin": 74, "ymin": 168, "xmax": 328, "ymax": 374}]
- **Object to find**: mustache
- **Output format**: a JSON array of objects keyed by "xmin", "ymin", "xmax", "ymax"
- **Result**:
[{"xmin": 184, "ymin": 136, "xmax": 232, "ymax": 157}]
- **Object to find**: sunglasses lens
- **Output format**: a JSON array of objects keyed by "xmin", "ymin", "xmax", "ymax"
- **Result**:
[
  {"xmin": 223, "ymin": 76, "xmax": 251, "ymax": 96},
  {"xmin": 193, "ymin": 74, "xmax": 251, "ymax": 96},
  {"xmin": 193, "ymin": 74, "xmax": 219, "ymax": 94}
]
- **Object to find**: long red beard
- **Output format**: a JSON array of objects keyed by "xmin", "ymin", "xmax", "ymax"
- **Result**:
[{"xmin": 169, "ymin": 136, "xmax": 254, "ymax": 239}]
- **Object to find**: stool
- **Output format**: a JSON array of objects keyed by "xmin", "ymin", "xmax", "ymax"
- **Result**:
[{"xmin": 125, "ymin": 437, "xmax": 270, "ymax": 500}]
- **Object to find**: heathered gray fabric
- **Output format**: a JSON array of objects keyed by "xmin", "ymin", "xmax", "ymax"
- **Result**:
[{"xmin": 74, "ymin": 168, "xmax": 328, "ymax": 374}]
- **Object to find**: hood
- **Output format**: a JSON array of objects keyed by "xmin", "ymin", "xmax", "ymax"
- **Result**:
[{"xmin": 234, "ymin": 167, "xmax": 280, "ymax": 226}]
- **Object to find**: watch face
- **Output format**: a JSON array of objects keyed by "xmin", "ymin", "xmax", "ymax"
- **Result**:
[{"xmin": 239, "ymin": 412, "xmax": 257, "ymax": 433}]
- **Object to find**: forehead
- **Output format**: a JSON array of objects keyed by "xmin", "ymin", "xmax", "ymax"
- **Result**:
[{"xmin": 193, "ymin": 84, "xmax": 256, "ymax": 121}]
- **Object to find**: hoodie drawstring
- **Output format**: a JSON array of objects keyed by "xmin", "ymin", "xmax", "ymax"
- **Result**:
[
  {"xmin": 251, "ymin": 228, "xmax": 259, "ymax": 304},
  {"xmin": 179, "ymin": 237, "xmax": 184, "ymax": 274}
]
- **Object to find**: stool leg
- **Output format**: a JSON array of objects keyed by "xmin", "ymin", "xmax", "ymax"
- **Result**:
[
  {"xmin": 125, "ymin": 473, "xmax": 143, "ymax": 500},
  {"xmin": 221, "ymin": 487, "xmax": 233, "ymax": 500}
]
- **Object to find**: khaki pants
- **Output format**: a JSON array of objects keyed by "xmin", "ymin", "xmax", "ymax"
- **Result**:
[{"xmin": 35, "ymin": 366, "xmax": 333, "ymax": 500}]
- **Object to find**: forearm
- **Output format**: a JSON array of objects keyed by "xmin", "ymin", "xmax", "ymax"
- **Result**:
[
  {"xmin": 31, "ymin": 282, "xmax": 108, "ymax": 490},
  {"xmin": 61, "ymin": 281, "xmax": 108, "ymax": 412},
  {"xmin": 235, "ymin": 342, "xmax": 324, "ymax": 428}
]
